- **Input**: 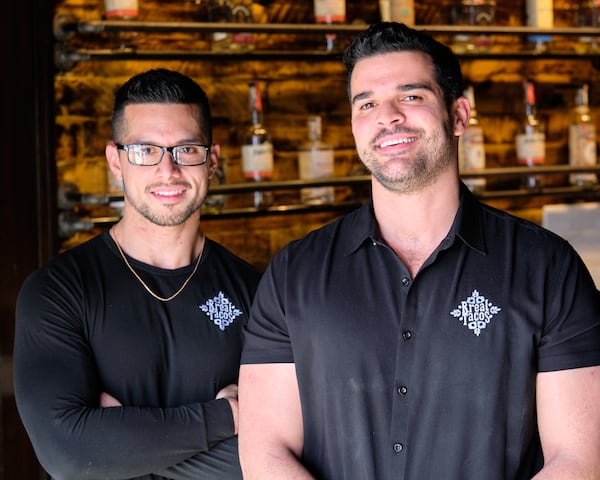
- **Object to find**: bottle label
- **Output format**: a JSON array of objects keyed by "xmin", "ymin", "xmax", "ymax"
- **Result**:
[
  {"xmin": 569, "ymin": 123, "xmax": 597, "ymax": 167},
  {"xmin": 569, "ymin": 123, "xmax": 597, "ymax": 185},
  {"xmin": 516, "ymin": 132, "xmax": 545, "ymax": 165},
  {"xmin": 242, "ymin": 143, "xmax": 274, "ymax": 179},
  {"xmin": 104, "ymin": 0, "xmax": 138, "ymax": 18},
  {"xmin": 459, "ymin": 126, "xmax": 486, "ymax": 191},
  {"xmin": 314, "ymin": 0, "xmax": 346, "ymax": 23},
  {"xmin": 390, "ymin": 0, "xmax": 415, "ymax": 24},
  {"xmin": 460, "ymin": 126, "xmax": 486, "ymax": 171},
  {"xmin": 299, "ymin": 149, "xmax": 335, "ymax": 204}
]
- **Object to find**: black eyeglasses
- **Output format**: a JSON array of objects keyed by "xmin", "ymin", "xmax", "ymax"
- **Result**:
[{"xmin": 115, "ymin": 143, "xmax": 210, "ymax": 166}]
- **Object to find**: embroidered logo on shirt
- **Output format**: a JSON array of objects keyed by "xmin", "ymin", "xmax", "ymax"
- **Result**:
[
  {"xmin": 199, "ymin": 291, "xmax": 242, "ymax": 331},
  {"xmin": 450, "ymin": 289, "xmax": 502, "ymax": 336}
]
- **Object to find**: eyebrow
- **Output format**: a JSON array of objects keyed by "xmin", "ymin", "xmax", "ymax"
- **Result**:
[{"xmin": 351, "ymin": 82, "xmax": 435, "ymax": 106}]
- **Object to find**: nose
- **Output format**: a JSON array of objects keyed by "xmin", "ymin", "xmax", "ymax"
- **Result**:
[
  {"xmin": 156, "ymin": 149, "xmax": 180, "ymax": 176},
  {"xmin": 377, "ymin": 99, "xmax": 406, "ymax": 126}
]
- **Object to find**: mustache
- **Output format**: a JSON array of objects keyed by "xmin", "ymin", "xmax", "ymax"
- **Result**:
[{"xmin": 145, "ymin": 181, "xmax": 192, "ymax": 192}]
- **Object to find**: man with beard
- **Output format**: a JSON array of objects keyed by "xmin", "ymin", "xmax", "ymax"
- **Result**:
[
  {"xmin": 238, "ymin": 23, "xmax": 600, "ymax": 480},
  {"xmin": 14, "ymin": 69, "xmax": 261, "ymax": 479}
]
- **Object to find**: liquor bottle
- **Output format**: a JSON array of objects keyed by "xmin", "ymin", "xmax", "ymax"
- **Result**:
[
  {"xmin": 206, "ymin": 0, "xmax": 254, "ymax": 52},
  {"xmin": 298, "ymin": 116, "xmax": 335, "ymax": 205},
  {"xmin": 241, "ymin": 82, "xmax": 274, "ymax": 208},
  {"xmin": 515, "ymin": 79, "xmax": 545, "ymax": 189},
  {"xmin": 313, "ymin": 0, "xmax": 346, "ymax": 52},
  {"xmin": 390, "ymin": 0, "xmax": 415, "ymax": 24},
  {"xmin": 104, "ymin": 0, "xmax": 138, "ymax": 19},
  {"xmin": 525, "ymin": 0, "xmax": 553, "ymax": 52},
  {"xmin": 458, "ymin": 85, "xmax": 486, "ymax": 194},
  {"xmin": 574, "ymin": 0, "xmax": 600, "ymax": 53},
  {"xmin": 104, "ymin": 0, "xmax": 139, "ymax": 49},
  {"xmin": 569, "ymin": 84, "xmax": 598, "ymax": 186},
  {"xmin": 449, "ymin": 0, "xmax": 496, "ymax": 54}
]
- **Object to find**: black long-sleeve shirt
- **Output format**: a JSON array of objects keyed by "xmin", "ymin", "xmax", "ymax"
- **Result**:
[{"xmin": 14, "ymin": 232, "xmax": 261, "ymax": 480}]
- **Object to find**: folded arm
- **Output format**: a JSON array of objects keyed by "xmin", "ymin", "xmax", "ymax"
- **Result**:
[
  {"xmin": 534, "ymin": 365, "xmax": 600, "ymax": 479},
  {"xmin": 238, "ymin": 363, "xmax": 314, "ymax": 479},
  {"xmin": 13, "ymin": 274, "xmax": 236, "ymax": 480}
]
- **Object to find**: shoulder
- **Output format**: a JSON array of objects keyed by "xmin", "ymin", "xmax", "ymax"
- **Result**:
[
  {"xmin": 480, "ymin": 202, "xmax": 573, "ymax": 250},
  {"xmin": 204, "ymin": 238, "xmax": 262, "ymax": 278}
]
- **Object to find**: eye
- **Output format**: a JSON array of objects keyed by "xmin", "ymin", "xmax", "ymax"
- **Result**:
[
  {"xmin": 178, "ymin": 145, "xmax": 200, "ymax": 154},
  {"xmin": 136, "ymin": 145, "xmax": 159, "ymax": 156},
  {"xmin": 397, "ymin": 93, "xmax": 423, "ymax": 104},
  {"xmin": 358, "ymin": 101, "xmax": 376, "ymax": 111}
]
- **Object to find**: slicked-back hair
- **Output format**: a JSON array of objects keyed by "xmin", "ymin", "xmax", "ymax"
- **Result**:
[
  {"xmin": 112, "ymin": 68, "xmax": 213, "ymax": 144},
  {"xmin": 343, "ymin": 22, "xmax": 464, "ymax": 113}
]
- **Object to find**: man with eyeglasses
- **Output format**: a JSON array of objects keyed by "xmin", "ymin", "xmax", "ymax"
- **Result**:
[{"xmin": 14, "ymin": 68, "xmax": 261, "ymax": 479}]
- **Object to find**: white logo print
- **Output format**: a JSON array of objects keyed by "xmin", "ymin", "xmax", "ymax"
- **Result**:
[
  {"xmin": 199, "ymin": 291, "xmax": 242, "ymax": 331},
  {"xmin": 450, "ymin": 289, "xmax": 502, "ymax": 336}
]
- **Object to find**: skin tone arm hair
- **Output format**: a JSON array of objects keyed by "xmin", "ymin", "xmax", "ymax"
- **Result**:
[
  {"xmin": 533, "ymin": 365, "xmax": 600, "ymax": 479},
  {"xmin": 238, "ymin": 363, "xmax": 314, "ymax": 479}
]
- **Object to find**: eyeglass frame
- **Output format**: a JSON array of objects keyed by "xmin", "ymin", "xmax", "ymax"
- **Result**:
[{"xmin": 115, "ymin": 143, "xmax": 211, "ymax": 166}]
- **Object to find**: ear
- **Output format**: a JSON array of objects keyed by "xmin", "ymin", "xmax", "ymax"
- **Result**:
[
  {"xmin": 453, "ymin": 96, "xmax": 471, "ymax": 136},
  {"xmin": 105, "ymin": 141, "xmax": 123, "ymax": 182},
  {"xmin": 207, "ymin": 144, "xmax": 220, "ymax": 180}
]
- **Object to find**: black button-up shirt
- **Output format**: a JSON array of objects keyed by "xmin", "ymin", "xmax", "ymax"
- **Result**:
[{"xmin": 242, "ymin": 186, "xmax": 600, "ymax": 480}]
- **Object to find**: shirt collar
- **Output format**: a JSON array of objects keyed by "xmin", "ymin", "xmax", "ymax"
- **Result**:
[{"xmin": 342, "ymin": 183, "xmax": 488, "ymax": 256}]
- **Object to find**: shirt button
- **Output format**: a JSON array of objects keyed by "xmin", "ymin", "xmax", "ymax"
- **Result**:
[
  {"xmin": 401, "ymin": 277, "xmax": 410, "ymax": 287},
  {"xmin": 402, "ymin": 331, "xmax": 412, "ymax": 340},
  {"xmin": 398, "ymin": 386, "xmax": 408, "ymax": 395},
  {"xmin": 393, "ymin": 443, "xmax": 404, "ymax": 453}
]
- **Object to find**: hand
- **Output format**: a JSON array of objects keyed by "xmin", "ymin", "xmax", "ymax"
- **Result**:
[
  {"xmin": 216, "ymin": 384, "xmax": 239, "ymax": 434},
  {"xmin": 100, "ymin": 392, "xmax": 122, "ymax": 407}
]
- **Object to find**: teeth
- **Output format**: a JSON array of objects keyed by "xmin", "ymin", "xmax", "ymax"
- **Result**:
[
  {"xmin": 155, "ymin": 190, "xmax": 183, "ymax": 196},
  {"xmin": 381, "ymin": 137, "xmax": 415, "ymax": 148}
]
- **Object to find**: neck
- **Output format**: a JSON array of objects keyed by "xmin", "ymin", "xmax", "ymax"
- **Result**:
[
  {"xmin": 372, "ymin": 176, "xmax": 460, "ymax": 277},
  {"xmin": 111, "ymin": 220, "xmax": 205, "ymax": 270}
]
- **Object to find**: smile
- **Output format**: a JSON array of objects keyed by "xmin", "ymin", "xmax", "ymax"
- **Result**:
[
  {"xmin": 380, "ymin": 137, "xmax": 416, "ymax": 148},
  {"xmin": 153, "ymin": 189, "xmax": 185, "ymax": 196}
]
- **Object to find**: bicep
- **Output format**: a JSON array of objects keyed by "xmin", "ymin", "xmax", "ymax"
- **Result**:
[
  {"xmin": 537, "ymin": 366, "xmax": 600, "ymax": 468},
  {"xmin": 239, "ymin": 363, "xmax": 304, "ymax": 460}
]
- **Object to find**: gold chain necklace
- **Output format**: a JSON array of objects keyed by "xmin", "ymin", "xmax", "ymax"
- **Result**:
[{"xmin": 112, "ymin": 229, "xmax": 203, "ymax": 302}]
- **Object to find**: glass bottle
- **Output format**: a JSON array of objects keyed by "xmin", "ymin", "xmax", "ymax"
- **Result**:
[
  {"xmin": 525, "ymin": 0, "xmax": 553, "ymax": 52},
  {"xmin": 515, "ymin": 79, "xmax": 545, "ymax": 189},
  {"xmin": 574, "ymin": 0, "xmax": 600, "ymax": 54},
  {"xmin": 298, "ymin": 116, "xmax": 335, "ymax": 205},
  {"xmin": 104, "ymin": 0, "xmax": 138, "ymax": 49},
  {"xmin": 313, "ymin": 0, "xmax": 346, "ymax": 52},
  {"xmin": 569, "ymin": 84, "xmax": 597, "ymax": 186},
  {"xmin": 206, "ymin": 0, "xmax": 254, "ymax": 52},
  {"xmin": 241, "ymin": 82, "xmax": 274, "ymax": 208},
  {"xmin": 449, "ymin": 0, "xmax": 496, "ymax": 54},
  {"xmin": 459, "ymin": 85, "xmax": 486, "ymax": 194},
  {"xmin": 104, "ymin": 0, "xmax": 138, "ymax": 19},
  {"xmin": 390, "ymin": 0, "xmax": 415, "ymax": 24}
]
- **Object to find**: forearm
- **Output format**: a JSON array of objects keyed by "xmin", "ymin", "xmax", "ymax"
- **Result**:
[
  {"xmin": 18, "ymin": 397, "xmax": 234, "ymax": 479},
  {"xmin": 531, "ymin": 457, "xmax": 600, "ymax": 480}
]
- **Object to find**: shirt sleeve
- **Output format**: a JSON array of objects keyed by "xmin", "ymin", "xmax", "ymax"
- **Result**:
[
  {"xmin": 154, "ymin": 437, "xmax": 242, "ymax": 479},
  {"xmin": 13, "ymin": 268, "xmax": 236, "ymax": 480},
  {"xmin": 241, "ymin": 248, "xmax": 295, "ymax": 365},
  {"xmin": 537, "ymin": 245, "xmax": 600, "ymax": 372}
]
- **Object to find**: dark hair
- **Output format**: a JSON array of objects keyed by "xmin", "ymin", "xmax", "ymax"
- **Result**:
[
  {"xmin": 112, "ymin": 68, "xmax": 212, "ymax": 143},
  {"xmin": 343, "ymin": 22, "xmax": 464, "ymax": 112}
]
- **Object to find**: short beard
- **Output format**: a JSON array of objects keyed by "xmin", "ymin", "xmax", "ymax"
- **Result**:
[
  {"xmin": 123, "ymin": 181, "xmax": 202, "ymax": 226},
  {"xmin": 362, "ymin": 121, "xmax": 455, "ymax": 194}
]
